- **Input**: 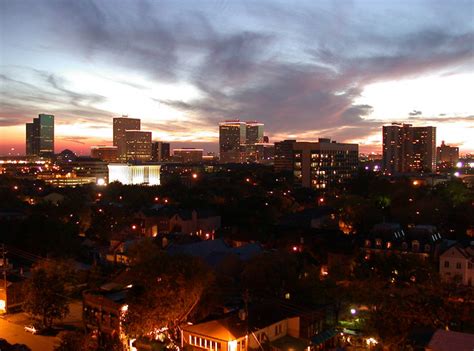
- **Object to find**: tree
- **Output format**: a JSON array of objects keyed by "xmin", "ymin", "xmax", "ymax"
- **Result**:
[
  {"xmin": 122, "ymin": 253, "xmax": 214, "ymax": 340},
  {"xmin": 23, "ymin": 260, "xmax": 72, "ymax": 328},
  {"xmin": 55, "ymin": 332, "xmax": 87, "ymax": 351}
]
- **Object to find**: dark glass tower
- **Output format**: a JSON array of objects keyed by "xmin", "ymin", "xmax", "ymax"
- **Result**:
[{"xmin": 25, "ymin": 114, "xmax": 54, "ymax": 157}]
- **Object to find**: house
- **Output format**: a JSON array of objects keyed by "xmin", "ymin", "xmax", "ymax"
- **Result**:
[
  {"xmin": 105, "ymin": 238, "xmax": 144, "ymax": 266},
  {"xmin": 169, "ymin": 209, "xmax": 221, "ymax": 236},
  {"xmin": 83, "ymin": 275, "xmax": 134, "ymax": 340},
  {"xmin": 0, "ymin": 273, "xmax": 26, "ymax": 314},
  {"xmin": 439, "ymin": 243, "xmax": 474, "ymax": 286},
  {"xmin": 181, "ymin": 302, "xmax": 333, "ymax": 351},
  {"xmin": 362, "ymin": 224, "xmax": 444, "ymax": 258}
]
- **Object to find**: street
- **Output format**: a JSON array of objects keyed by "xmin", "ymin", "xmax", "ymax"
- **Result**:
[
  {"xmin": 0, "ymin": 300, "xmax": 83, "ymax": 351},
  {"xmin": 0, "ymin": 316, "xmax": 57, "ymax": 351}
]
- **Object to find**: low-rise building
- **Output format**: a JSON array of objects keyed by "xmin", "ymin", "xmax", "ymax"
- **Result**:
[
  {"xmin": 439, "ymin": 243, "xmax": 474, "ymax": 286},
  {"xmin": 181, "ymin": 302, "xmax": 332, "ymax": 351},
  {"xmin": 168, "ymin": 209, "xmax": 221, "ymax": 236}
]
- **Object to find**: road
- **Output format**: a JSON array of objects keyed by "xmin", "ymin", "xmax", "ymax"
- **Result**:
[
  {"xmin": 0, "ymin": 300, "xmax": 83, "ymax": 351},
  {"xmin": 0, "ymin": 316, "xmax": 57, "ymax": 351}
]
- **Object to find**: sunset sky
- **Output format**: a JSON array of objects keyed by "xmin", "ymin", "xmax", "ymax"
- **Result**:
[{"xmin": 1, "ymin": 0, "xmax": 473, "ymax": 155}]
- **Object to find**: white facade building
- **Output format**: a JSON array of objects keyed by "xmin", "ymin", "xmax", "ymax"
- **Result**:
[
  {"xmin": 108, "ymin": 164, "xmax": 161, "ymax": 185},
  {"xmin": 439, "ymin": 244, "xmax": 474, "ymax": 286}
]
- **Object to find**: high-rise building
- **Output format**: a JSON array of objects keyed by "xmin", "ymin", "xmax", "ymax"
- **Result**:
[
  {"xmin": 26, "ymin": 122, "xmax": 37, "ymax": 156},
  {"xmin": 292, "ymin": 139, "xmax": 358, "ymax": 189},
  {"xmin": 125, "ymin": 130, "xmax": 152, "ymax": 161},
  {"xmin": 152, "ymin": 141, "xmax": 171, "ymax": 162},
  {"xmin": 437, "ymin": 141, "xmax": 459, "ymax": 166},
  {"xmin": 219, "ymin": 120, "xmax": 246, "ymax": 163},
  {"xmin": 274, "ymin": 140, "xmax": 297, "ymax": 172},
  {"xmin": 113, "ymin": 116, "xmax": 140, "ymax": 161},
  {"xmin": 245, "ymin": 121, "xmax": 264, "ymax": 144},
  {"xmin": 91, "ymin": 146, "xmax": 118, "ymax": 162},
  {"xmin": 173, "ymin": 148, "xmax": 203, "ymax": 163},
  {"xmin": 25, "ymin": 114, "xmax": 54, "ymax": 157},
  {"xmin": 382, "ymin": 123, "xmax": 436, "ymax": 174}
]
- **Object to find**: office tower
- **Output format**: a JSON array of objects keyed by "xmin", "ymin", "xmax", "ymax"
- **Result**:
[
  {"xmin": 152, "ymin": 141, "xmax": 171, "ymax": 162},
  {"xmin": 173, "ymin": 148, "xmax": 203, "ymax": 163},
  {"xmin": 382, "ymin": 123, "xmax": 436, "ymax": 174},
  {"xmin": 245, "ymin": 121, "xmax": 264, "ymax": 144},
  {"xmin": 274, "ymin": 140, "xmax": 297, "ymax": 172},
  {"xmin": 219, "ymin": 120, "xmax": 246, "ymax": 163},
  {"xmin": 25, "ymin": 114, "xmax": 54, "ymax": 157},
  {"xmin": 437, "ymin": 141, "xmax": 459, "ymax": 166},
  {"xmin": 113, "ymin": 116, "xmax": 140, "ymax": 161},
  {"xmin": 90, "ymin": 146, "xmax": 118, "ymax": 162},
  {"xmin": 292, "ymin": 139, "xmax": 358, "ymax": 189},
  {"xmin": 125, "ymin": 130, "xmax": 152, "ymax": 161},
  {"xmin": 26, "ymin": 122, "xmax": 37, "ymax": 156}
]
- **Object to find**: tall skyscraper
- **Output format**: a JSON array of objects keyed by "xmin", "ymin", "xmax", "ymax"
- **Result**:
[
  {"xmin": 219, "ymin": 120, "xmax": 246, "ymax": 163},
  {"xmin": 292, "ymin": 139, "xmax": 358, "ymax": 189},
  {"xmin": 245, "ymin": 121, "xmax": 264, "ymax": 144},
  {"xmin": 382, "ymin": 123, "xmax": 436, "ymax": 174},
  {"xmin": 25, "ymin": 114, "xmax": 54, "ymax": 157},
  {"xmin": 125, "ymin": 130, "xmax": 152, "ymax": 161},
  {"xmin": 113, "ymin": 116, "xmax": 141, "ymax": 161}
]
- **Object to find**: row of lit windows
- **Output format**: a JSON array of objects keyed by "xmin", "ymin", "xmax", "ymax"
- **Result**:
[{"xmin": 189, "ymin": 335, "xmax": 222, "ymax": 351}]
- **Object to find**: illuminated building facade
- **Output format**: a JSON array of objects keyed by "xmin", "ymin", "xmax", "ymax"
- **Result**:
[
  {"xmin": 219, "ymin": 120, "xmax": 246, "ymax": 163},
  {"xmin": 437, "ymin": 141, "xmax": 459, "ymax": 166},
  {"xmin": 113, "ymin": 116, "xmax": 141, "ymax": 161},
  {"xmin": 173, "ymin": 148, "xmax": 203, "ymax": 163},
  {"xmin": 108, "ymin": 164, "xmax": 161, "ymax": 185},
  {"xmin": 383, "ymin": 123, "xmax": 436, "ymax": 174},
  {"xmin": 125, "ymin": 130, "xmax": 152, "ymax": 162},
  {"xmin": 25, "ymin": 114, "xmax": 54, "ymax": 157},
  {"xmin": 152, "ymin": 141, "xmax": 171, "ymax": 161},
  {"xmin": 292, "ymin": 139, "xmax": 358, "ymax": 189},
  {"xmin": 91, "ymin": 146, "xmax": 119, "ymax": 162}
]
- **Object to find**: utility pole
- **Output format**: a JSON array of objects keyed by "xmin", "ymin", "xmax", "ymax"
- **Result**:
[{"xmin": 1, "ymin": 243, "xmax": 7, "ymax": 313}]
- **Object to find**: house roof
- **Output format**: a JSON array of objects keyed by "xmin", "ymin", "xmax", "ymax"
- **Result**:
[
  {"xmin": 182, "ymin": 317, "xmax": 247, "ymax": 341},
  {"xmin": 167, "ymin": 239, "xmax": 262, "ymax": 267},
  {"xmin": 427, "ymin": 330, "xmax": 474, "ymax": 351}
]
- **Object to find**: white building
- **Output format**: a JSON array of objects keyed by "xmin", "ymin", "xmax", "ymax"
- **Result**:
[
  {"xmin": 439, "ymin": 244, "xmax": 474, "ymax": 286},
  {"xmin": 108, "ymin": 164, "xmax": 161, "ymax": 185}
]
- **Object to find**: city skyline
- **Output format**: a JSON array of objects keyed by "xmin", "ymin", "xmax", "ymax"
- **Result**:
[{"xmin": 1, "ymin": 0, "xmax": 473, "ymax": 155}]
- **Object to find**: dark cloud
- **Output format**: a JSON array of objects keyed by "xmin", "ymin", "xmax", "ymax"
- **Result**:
[
  {"xmin": 0, "ymin": 68, "xmax": 112, "ymax": 126},
  {"xmin": 409, "ymin": 110, "xmax": 422, "ymax": 116},
  {"xmin": 1, "ymin": 0, "xmax": 473, "ymax": 146}
]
